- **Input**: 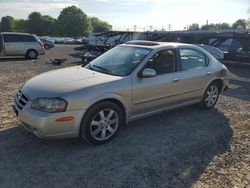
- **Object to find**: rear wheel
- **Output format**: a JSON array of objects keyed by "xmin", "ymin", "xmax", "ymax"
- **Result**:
[
  {"xmin": 44, "ymin": 44, "xmax": 50, "ymax": 50},
  {"xmin": 80, "ymin": 101, "xmax": 124, "ymax": 144},
  {"xmin": 201, "ymin": 83, "xmax": 220, "ymax": 109},
  {"xmin": 26, "ymin": 49, "xmax": 38, "ymax": 59}
]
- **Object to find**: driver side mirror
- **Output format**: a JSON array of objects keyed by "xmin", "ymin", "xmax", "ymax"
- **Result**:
[{"xmin": 139, "ymin": 68, "xmax": 157, "ymax": 78}]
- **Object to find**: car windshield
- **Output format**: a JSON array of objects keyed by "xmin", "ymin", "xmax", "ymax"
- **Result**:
[{"xmin": 84, "ymin": 46, "xmax": 151, "ymax": 76}]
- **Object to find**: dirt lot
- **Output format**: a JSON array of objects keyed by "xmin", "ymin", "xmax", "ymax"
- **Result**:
[{"xmin": 0, "ymin": 45, "xmax": 249, "ymax": 188}]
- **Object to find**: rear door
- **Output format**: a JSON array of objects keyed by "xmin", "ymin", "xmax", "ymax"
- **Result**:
[
  {"xmin": 174, "ymin": 48, "xmax": 212, "ymax": 102},
  {"xmin": 3, "ymin": 34, "xmax": 25, "ymax": 55},
  {"xmin": 0, "ymin": 34, "xmax": 3, "ymax": 56},
  {"xmin": 24, "ymin": 35, "xmax": 38, "ymax": 51}
]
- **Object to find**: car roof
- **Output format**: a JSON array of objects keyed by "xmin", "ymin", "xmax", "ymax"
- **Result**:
[
  {"xmin": 121, "ymin": 40, "xmax": 198, "ymax": 49},
  {"xmin": 0, "ymin": 32, "xmax": 35, "ymax": 36}
]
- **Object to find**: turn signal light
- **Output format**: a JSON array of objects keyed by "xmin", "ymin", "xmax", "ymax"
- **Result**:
[{"xmin": 55, "ymin": 116, "xmax": 74, "ymax": 122}]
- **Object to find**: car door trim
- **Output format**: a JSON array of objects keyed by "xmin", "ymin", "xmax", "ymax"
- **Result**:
[{"xmin": 133, "ymin": 92, "xmax": 180, "ymax": 105}]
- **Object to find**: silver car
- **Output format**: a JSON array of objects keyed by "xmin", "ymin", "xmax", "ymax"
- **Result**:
[
  {"xmin": 0, "ymin": 32, "xmax": 45, "ymax": 59},
  {"xmin": 13, "ymin": 41, "xmax": 230, "ymax": 144}
]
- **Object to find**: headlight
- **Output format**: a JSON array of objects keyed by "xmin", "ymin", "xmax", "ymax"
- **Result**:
[{"xmin": 31, "ymin": 98, "xmax": 67, "ymax": 113}]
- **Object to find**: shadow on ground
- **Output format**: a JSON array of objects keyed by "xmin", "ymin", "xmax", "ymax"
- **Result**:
[
  {"xmin": 0, "ymin": 106, "xmax": 232, "ymax": 188},
  {"xmin": 0, "ymin": 57, "xmax": 32, "ymax": 62},
  {"xmin": 223, "ymin": 64, "xmax": 250, "ymax": 101}
]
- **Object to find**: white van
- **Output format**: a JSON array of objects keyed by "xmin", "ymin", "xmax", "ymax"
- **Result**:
[{"xmin": 0, "ymin": 32, "xmax": 45, "ymax": 59}]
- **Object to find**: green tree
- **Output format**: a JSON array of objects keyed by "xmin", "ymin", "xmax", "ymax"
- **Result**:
[
  {"xmin": 13, "ymin": 19, "xmax": 28, "ymax": 32},
  {"xmin": 217, "ymin": 23, "xmax": 231, "ymax": 29},
  {"xmin": 27, "ymin": 12, "xmax": 44, "ymax": 35},
  {"xmin": 0, "ymin": 16, "xmax": 14, "ymax": 32},
  {"xmin": 90, "ymin": 17, "xmax": 112, "ymax": 32},
  {"xmin": 57, "ymin": 6, "xmax": 92, "ymax": 37},
  {"xmin": 41, "ymin": 15, "xmax": 56, "ymax": 36},
  {"xmin": 188, "ymin": 23, "xmax": 199, "ymax": 31},
  {"xmin": 232, "ymin": 19, "xmax": 246, "ymax": 29},
  {"xmin": 201, "ymin": 23, "xmax": 217, "ymax": 30},
  {"xmin": 27, "ymin": 12, "xmax": 57, "ymax": 36},
  {"xmin": 247, "ymin": 8, "xmax": 250, "ymax": 29}
]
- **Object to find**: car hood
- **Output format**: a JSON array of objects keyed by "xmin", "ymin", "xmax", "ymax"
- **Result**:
[{"xmin": 22, "ymin": 66, "xmax": 121, "ymax": 99}]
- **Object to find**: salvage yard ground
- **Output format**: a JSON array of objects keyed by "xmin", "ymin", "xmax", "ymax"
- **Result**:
[{"xmin": 0, "ymin": 45, "xmax": 249, "ymax": 188}]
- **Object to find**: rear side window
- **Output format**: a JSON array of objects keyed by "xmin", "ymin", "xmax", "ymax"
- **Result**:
[
  {"xmin": 179, "ymin": 48, "xmax": 208, "ymax": 71},
  {"xmin": 24, "ymin": 35, "xmax": 36, "ymax": 42},
  {"xmin": 3, "ymin": 34, "xmax": 24, "ymax": 42}
]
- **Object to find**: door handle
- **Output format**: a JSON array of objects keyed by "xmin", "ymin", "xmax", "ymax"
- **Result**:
[
  {"xmin": 206, "ymin": 72, "xmax": 211, "ymax": 76},
  {"xmin": 173, "ymin": 78, "xmax": 179, "ymax": 82}
]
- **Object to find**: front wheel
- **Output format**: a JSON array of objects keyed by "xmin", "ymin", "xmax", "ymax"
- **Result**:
[
  {"xmin": 80, "ymin": 101, "xmax": 124, "ymax": 144},
  {"xmin": 201, "ymin": 83, "xmax": 220, "ymax": 109}
]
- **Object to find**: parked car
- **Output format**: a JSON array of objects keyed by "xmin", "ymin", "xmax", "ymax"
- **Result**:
[
  {"xmin": 39, "ymin": 37, "xmax": 54, "ymax": 50},
  {"xmin": 80, "ymin": 44, "xmax": 112, "ymax": 63},
  {"xmin": 0, "ymin": 32, "xmax": 45, "ymax": 59},
  {"xmin": 13, "ymin": 41, "xmax": 231, "ymax": 144},
  {"xmin": 196, "ymin": 44, "xmax": 224, "ymax": 61}
]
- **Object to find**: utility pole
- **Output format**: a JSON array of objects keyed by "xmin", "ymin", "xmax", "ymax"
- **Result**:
[
  {"xmin": 162, "ymin": 26, "xmax": 165, "ymax": 31},
  {"xmin": 149, "ymin": 25, "xmax": 153, "ymax": 32},
  {"xmin": 134, "ymin": 25, "xmax": 137, "ymax": 32},
  {"xmin": 168, "ymin": 24, "xmax": 172, "ymax": 31}
]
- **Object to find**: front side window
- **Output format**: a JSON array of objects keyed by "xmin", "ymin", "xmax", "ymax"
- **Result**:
[
  {"xmin": 85, "ymin": 46, "xmax": 151, "ymax": 76},
  {"xmin": 179, "ymin": 48, "xmax": 208, "ymax": 71},
  {"xmin": 3, "ymin": 34, "xmax": 24, "ymax": 42},
  {"xmin": 146, "ymin": 49, "xmax": 176, "ymax": 75}
]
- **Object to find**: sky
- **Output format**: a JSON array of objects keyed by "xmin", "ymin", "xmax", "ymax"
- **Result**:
[{"xmin": 0, "ymin": 0, "xmax": 249, "ymax": 31}]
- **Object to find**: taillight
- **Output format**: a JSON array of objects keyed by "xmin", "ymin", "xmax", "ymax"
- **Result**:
[
  {"xmin": 39, "ymin": 41, "xmax": 44, "ymax": 48},
  {"xmin": 220, "ymin": 69, "xmax": 227, "ymax": 77}
]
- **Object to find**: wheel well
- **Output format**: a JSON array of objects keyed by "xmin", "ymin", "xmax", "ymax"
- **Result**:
[
  {"xmin": 211, "ymin": 79, "xmax": 223, "ymax": 93},
  {"xmin": 98, "ymin": 98, "xmax": 127, "ymax": 123},
  {"xmin": 26, "ymin": 49, "xmax": 38, "ymax": 54}
]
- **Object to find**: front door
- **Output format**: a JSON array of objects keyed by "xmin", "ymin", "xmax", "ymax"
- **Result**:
[{"xmin": 131, "ymin": 49, "xmax": 182, "ymax": 116}]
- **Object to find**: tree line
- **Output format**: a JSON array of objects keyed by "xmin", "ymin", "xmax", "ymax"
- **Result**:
[
  {"xmin": 0, "ymin": 6, "xmax": 112, "ymax": 37},
  {"xmin": 188, "ymin": 19, "xmax": 249, "ymax": 31}
]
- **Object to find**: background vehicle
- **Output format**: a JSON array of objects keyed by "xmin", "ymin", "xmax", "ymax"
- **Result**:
[
  {"xmin": 196, "ymin": 44, "xmax": 224, "ymax": 61},
  {"xmin": 14, "ymin": 41, "xmax": 230, "ymax": 144},
  {"xmin": 80, "ymin": 44, "xmax": 111, "ymax": 63},
  {"xmin": 39, "ymin": 37, "xmax": 54, "ymax": 50},
  {"xmin": 0, "ymin": 32, "xmax": 45, "ymax": 59}
]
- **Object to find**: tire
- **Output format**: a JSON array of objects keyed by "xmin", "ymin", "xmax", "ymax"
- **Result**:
[
  {"xmin": 200, "ymin": 82, "xmax": 220, "ymax": 109},
  {"xmin": 44, "ymin": 44, "xmax": 50, "ymax": 50},
  {"xmin": 26, "ymin": 49, "xmax": 38, "ymax": 59},
  {"xmin": 80, "ymin": 101, "xmax": 124, "ymax": 144}
]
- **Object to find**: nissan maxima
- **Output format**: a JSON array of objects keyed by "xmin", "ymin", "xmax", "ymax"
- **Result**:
[{"xmin": 13, "ymin": 41, "xmax": 230, "ymax": 144}]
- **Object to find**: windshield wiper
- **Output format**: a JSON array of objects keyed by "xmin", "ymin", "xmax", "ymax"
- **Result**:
[
  {"xmin": 86, "ymin": 63, "xmax": 94, "ymax": 70},
  {"xmin": 92, "ymin": 65, "xmax": 113, "ymax": 74}
]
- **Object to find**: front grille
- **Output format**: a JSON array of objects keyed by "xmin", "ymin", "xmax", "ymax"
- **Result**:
[{"xmin": 14, "ymin": 90, "xmax": 29, "ymax": 111}]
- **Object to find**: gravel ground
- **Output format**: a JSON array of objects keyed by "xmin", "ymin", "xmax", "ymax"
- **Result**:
[{"xmin": 0, "ymin": 45, "xmax": 249, "ymax": 188}]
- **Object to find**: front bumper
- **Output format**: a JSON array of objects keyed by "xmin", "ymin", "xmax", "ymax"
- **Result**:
[{"xmin": 13, "ymin": 102, "xmax": 86, "ymax": 139}]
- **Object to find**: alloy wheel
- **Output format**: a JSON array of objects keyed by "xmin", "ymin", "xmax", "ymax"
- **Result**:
[
  {"xmin": 205, "ymin": 85, "xmax": 219, "ymax": 107},
  {"xmin": 29, "ymin": 51, "xmax": 36, "ymax": 59},
  {"xmin": 90, "ymin": 109, "xmax": 119, "ymax": 141}
]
